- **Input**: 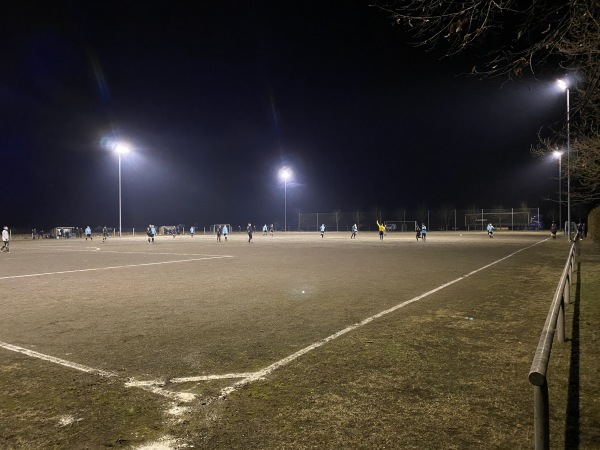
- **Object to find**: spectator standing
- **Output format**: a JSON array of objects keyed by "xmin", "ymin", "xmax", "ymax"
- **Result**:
[
  {"xmin": 1, "ymin": 226, "xmax": 9, "ymax": 253},
  {"xmin": 576, "ymin": 223, "xmax": 584, "ymax": 241}
]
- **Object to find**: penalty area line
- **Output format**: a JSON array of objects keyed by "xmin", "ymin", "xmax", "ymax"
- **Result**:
[
  {"xmin": 0, "ymin": 341, "xmax": 116, "ymax": 378},
  {"xmin": 0, "ymin": 341, "xmax": 196, "ymax": 402},
  {"xmin": 0, "ymin": 255, "xmax": 233, "ymax": 280},
  {"xmin": 217, "ymin": 238, "xmax": 548, "ymax": 398}
]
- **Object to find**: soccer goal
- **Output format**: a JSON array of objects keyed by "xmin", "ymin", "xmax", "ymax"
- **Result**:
[
  {"xmin": 382, "ymin": 221, "xmax": 418, "ymax": 232},
  {"xmin": 210, "ymin": 224, "xmax": 232, "ymax": 234},
  {"xmin": 53, "ymin": 226, "xmax": 76, "ymax": 238},
  {"xmin": 465, "ymin": 211, "xmax": 531, "ymax": 231}
]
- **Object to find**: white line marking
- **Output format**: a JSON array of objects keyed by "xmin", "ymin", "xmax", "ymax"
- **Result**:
[
  {"xmin": 128, "ymin": 384, "xmax": 196, "ymax": 402},
  {"xmin": 0, "ymin": 342, "xmax": 195, "ymax": 401},
  {"xmin": 93, "ymin": 250, "xmax": 229, "ymax": 257},
  {"xmin": 0, "ymin": 341, "xmax": 117, "ymax": 378},
  {"xmin": 16, "ymin": 246, "xmax": 101, "ymax": 251},
  {"xmin": 171, "ymin": 372, "xmax": 258, "ymax": 383},
  {"xmin": 0, "ymin": 256, "xmax": 233, "ymax": 280},
  {"xmin": 125, "ymin": 380, "xmax": 165, "ymax": 387},
  {"xmin": 216, "ymin": 238, "xmax": 548, "ymax": 398}
]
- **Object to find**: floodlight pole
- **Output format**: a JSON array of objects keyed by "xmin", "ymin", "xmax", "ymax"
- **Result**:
[
  {"xmin": 566, "ymin": 87, "xmax": 571, "ymax": 240},
  {"xmin": 557, "ymin": 154, "xmax": 562, "ymax": 230},
  {"xmin": 113, "ymin": 142, "xmax": 129, "ymax": 237},
  {"xmin": 284, "ymin": 177, "xmax": 287, "ymax": 232},
  {"xmin": 118, "ymin": 152, "xmax": 123, "ymax": 237},
  {"xmin": 279, "ymin": 167, "xmax": 292, "ymax": 232}
]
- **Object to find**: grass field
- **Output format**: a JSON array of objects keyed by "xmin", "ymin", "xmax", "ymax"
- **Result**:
[{"xmin": 0, "ymin": 231, "xmax": 598, "ymax": 449}]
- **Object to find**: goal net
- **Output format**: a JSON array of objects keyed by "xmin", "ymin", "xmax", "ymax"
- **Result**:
[
  {"xmin": 210, "ymin": 224, "xmax": 232, "ymax": 234},
  {"xmin": 53, "ymin": 227, "xmax": 76, "ymax": 238},
  {"xmin": 464, "ymin": 211, "xmax": 531, "ymax": 231},
  {"xmin": 382, "ymin": 221, "xmax": 419, "ymax": 232}
]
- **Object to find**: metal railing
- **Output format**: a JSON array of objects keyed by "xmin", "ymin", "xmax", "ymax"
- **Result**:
[{"xmin": 528, "ymin": 241, "xmax": 577, "ymax": 449}]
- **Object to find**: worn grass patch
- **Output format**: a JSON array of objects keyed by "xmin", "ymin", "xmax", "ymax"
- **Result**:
[{"xmin": 0, "ymin": 355, "xmax": 168, "ymax": 449}]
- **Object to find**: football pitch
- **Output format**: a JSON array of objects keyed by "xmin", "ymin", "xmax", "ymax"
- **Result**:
[{"xmin": 0, "ymin": 231, "xmax": 596, "ymax": 449}]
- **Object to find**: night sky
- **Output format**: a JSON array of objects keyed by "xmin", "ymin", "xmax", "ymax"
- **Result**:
[{"xmin": 1, "ymin": 1, "xmax": 569, "ymax": 230}]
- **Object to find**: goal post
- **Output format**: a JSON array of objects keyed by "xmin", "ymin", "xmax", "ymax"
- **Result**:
[{"xmin": 53, "ymin": 226, "xmax": 76, "ymax": 238}]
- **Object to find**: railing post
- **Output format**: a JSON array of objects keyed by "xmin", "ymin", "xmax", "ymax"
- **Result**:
[
  {"xmin": 557, "ymin": 298, "xmax": 565, "ymax": 342},
  {"xmin": 569, "ymin": 257, "xmax": 573, "ymax": 287},
  {"xmin": 533, "ymin": 381, "xmax": 550, "ymax": 450},
  {"xmin": 564, "ymin": 276, "xmax": 570, "ymax": 306}
]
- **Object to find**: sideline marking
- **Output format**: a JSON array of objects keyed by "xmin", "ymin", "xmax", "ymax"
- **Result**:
[
  {"xmin": 0, "ymin": 255, "xmax": 233, "ymax": 280},
  {"xmin": 215, "ymin": 238, "xmax": 549, "ymax": 398}
]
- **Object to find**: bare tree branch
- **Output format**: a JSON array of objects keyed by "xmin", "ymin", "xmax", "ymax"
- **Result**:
[{"xmin": 372, "ymin": 0, "xmax": 600, "ymax": 205}]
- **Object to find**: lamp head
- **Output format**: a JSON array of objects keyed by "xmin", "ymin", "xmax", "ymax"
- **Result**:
[
  {"xmin": 114, "ymin": 142, "xmax": 130, "ymax": 154},
  {"xmin": 279, "ymin": 167, "xmax": 292, "ymax": 181},
  {"xmin": 556, "ymin": 79, "xmax": 568, "ymax": 91}
]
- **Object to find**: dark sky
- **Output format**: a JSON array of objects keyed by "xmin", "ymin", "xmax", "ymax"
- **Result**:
[{"xmin": 1, "ymin": 1, "xmax": 568, "ymax": 230}]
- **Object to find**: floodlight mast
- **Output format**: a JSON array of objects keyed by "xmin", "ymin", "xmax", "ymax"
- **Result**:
[
  {"xmin": 553, "ymin": 150, "xmax": 563, "ymax": 230},
  {"xmin": 114, "ymin": 143, "xmax": 130, "ymax": 237},
  {"xmin": 556, "ymin": 79, "xmax": 571, "ymax": 240},
  {"xmin": 279, "ymin": 167, "xmax": 292, "ymax": 231}
]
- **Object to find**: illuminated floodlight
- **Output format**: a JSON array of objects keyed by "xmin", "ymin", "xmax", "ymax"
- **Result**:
[
  {"xmin": 552, "ymin": 150, "xmax": 563, "ymax": 158},
  {"xmin": 279, "ymin": 167, "xmax": 292, "ymax": 181},
  {"xmin": 556, "ymin": 79, "xmax": 568, "ymax": 91},
  {"xmin": 114, "ymin": 142, "xmax": 130, "ymax": 154}
]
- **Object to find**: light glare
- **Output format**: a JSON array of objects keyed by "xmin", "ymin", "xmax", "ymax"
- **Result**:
[
  {"xmin": 114, "ymin": 142, "xmax": 130, "ymax": 154},
  {"xmin": 553, "ymin": 150, "xmax": 563, "ymax": 158},
  {"xmin": 556, "ymin": 79, "xmax": 568, "ymax": 91},
  {"xmin": 279, "ymin": 167, "xmax": 292, "ymax": 181}
]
